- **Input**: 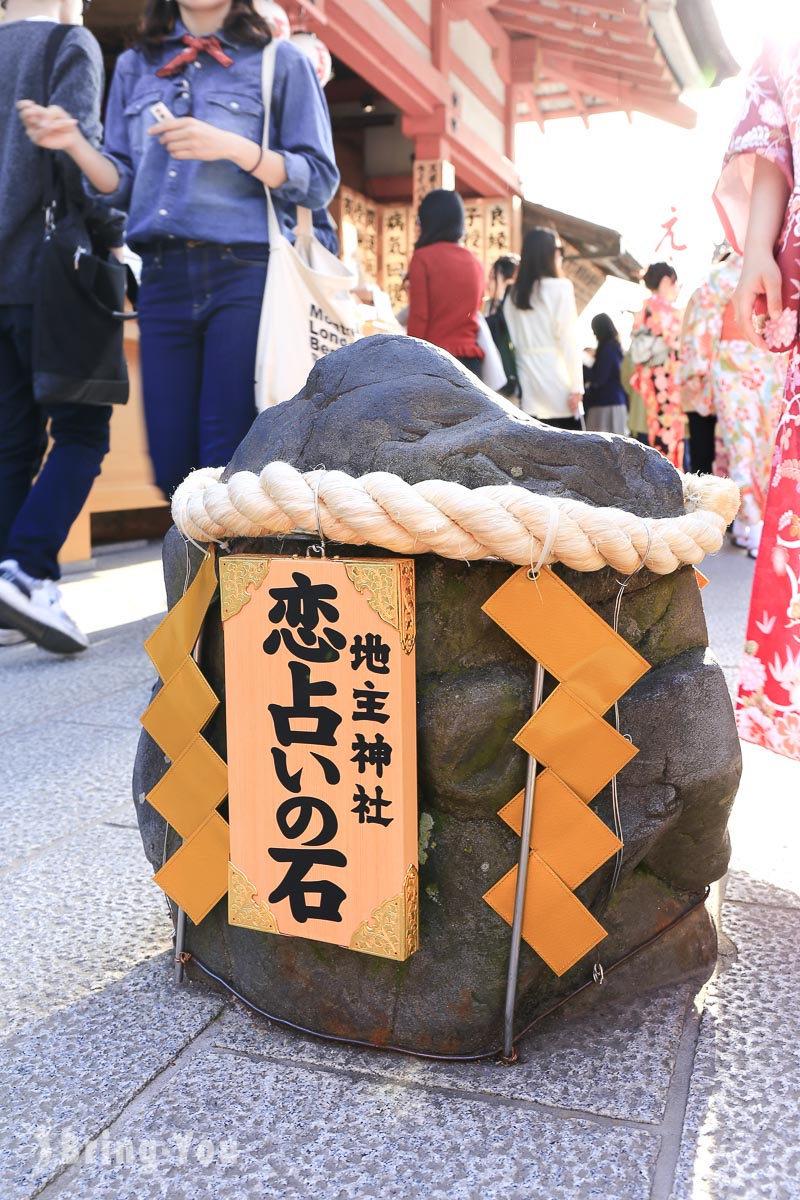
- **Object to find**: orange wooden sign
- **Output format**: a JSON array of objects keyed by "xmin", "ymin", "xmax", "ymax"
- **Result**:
[{"xmin": 220, "ymin": 555, "xmax": 419, "ymax": 960}]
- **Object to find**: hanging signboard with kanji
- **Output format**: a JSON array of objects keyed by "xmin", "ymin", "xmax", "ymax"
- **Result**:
[
  {"xmin": 220, "ymin": 555, "xmax": 419, "ymax": 961},
  {"xmin": 381, "ymin": 205, "xmax": 413, "ymax": 309}
]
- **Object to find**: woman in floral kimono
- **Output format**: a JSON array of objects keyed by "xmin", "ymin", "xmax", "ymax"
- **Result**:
[
  {"xmin": 679, "ymin": 250, "xmax": 787, "ymax": 556},
  {"xmin": 629, "ymin": 262, "xmax": 685, "ymax": 468},
  {"xmin": 715, "ymin": 36, "xmax": 800, "ymax": 759}
]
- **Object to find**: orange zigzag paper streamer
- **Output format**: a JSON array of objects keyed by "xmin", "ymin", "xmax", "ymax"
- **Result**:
[
  {"xmin": 481, "ymin": 566, "xmax": 649, "ymax": 976},
  {"xmin": 141, "ymin": 551, "xmax": 230, "ymax": 925}
]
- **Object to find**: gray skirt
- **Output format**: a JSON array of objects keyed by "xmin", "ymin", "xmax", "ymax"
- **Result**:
[{"xmin": 584, "ymin": 405, "xmax": 628, "ymax": 435}]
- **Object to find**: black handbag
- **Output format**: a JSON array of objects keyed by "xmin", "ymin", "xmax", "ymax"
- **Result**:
[
  {"xmin": 32, "ymin": 25, "xmax": 134, "ymax": 407},
  {"xmin": 486, "ymin": 302, "xmax": 520, "ymax": 399}
]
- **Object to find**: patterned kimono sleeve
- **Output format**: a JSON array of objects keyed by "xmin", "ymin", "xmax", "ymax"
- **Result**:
[
  {"xmin": 678, "ymin": 282, "xmax": 719, "ymax": 416},
  {"xmin": 627, "ymin": 304, "xmax": 650, "ymax": 400},
  {"xmin": 713, "ymin": 44, "xmax": 793, "ymax": 254},
  {"xmin": 630, "ymin": 303, "xmax": 649, "ymax": 336},
  {"xmin": 663, "ymin": 303, "xmax": 683, "ymax": 355},
  {"xmin": 714, "ymin": 43, "xmax": 798, "ymax": 354}
]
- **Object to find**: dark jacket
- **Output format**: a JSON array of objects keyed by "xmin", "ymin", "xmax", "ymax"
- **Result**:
[
  {"xmin": 0, "ymin": 20, "xmax": 122, "ymax": 305},
  {"xmin": 585, "ymin": 339, "xmax": 627, "ymax": 409}
]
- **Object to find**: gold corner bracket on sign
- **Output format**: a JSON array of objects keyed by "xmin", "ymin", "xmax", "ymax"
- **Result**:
[
  {"xmin": 343, "ymin": 561, "xmax": 416, "ymax": 653},
  {"xmin": 228, "ymin": 862, "xmax": 280, "ymax": 934},
  {"xmin": 398, "ymin": 560, "xmax": 416, "ymax": 654},
  {"xmin": 219, "ymin": 557, "xmax": 273, "ymax": 622},
  {"xmin": 403, "ymin": 863, "xmax": 420, "ymax": 957},
  {"xmin": 349, "ymin": 864, "xmax": 419, "ymax": 961}
]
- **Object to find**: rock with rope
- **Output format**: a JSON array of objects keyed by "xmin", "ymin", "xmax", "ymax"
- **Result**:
[
  {"xmin": 134, "ymin": 335, "xmax": 741, "ymax": 1054},
  {"xmin": 173, "ymin": 462, "xmax": 738, "ymax": 575}
]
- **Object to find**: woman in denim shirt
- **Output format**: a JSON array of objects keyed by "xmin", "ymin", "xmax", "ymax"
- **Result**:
[{"xmin": 20, "ymin": 0, "xmax": 339, "ymax": 498}]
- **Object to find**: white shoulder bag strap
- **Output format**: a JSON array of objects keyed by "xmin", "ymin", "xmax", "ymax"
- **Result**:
[{"xmin": 261, "ymin": 40, "xmax": 313, "ymax": 242}]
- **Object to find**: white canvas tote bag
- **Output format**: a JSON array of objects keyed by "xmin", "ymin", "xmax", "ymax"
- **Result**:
[
  {"xmin": 476, "ymin": 312, "xmax": 507, "ymax": 392},
  {"xmin": 254, "ymin": 42, "xmax": 358, "ymax": 410}
]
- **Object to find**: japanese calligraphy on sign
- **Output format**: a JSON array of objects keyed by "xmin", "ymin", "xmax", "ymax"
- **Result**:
[
  {"xmin": 376, "ymin": 195, "xmax": 519, "ymax": 306},
  {"xmin": 412, "ymin": 159, "xmax": 456, "ymax": 210},
  {"xmin": 654, "ymin": 205, "xmax": 687, "ymax": 255},
  {"xmin": 381, "ymin": 205, "xmax": 413, "ymax": 308},
  {"xmin": 220, "ymin": 556, "xmax": 419, "ymax": 961},
  {"xmin": 339, "ymin": 186, "xmax": 379, "ymax": 283},
  {"xmin": 463, "ymin": 202, "xmax": 486, "ymax": 265},
  {"xmin": 486, "ymin": 201, "xmax": 513, "ymax": 258},
  {"xmin": 328, "ymin": 186, "xmax": 520, "ymax": 314}
]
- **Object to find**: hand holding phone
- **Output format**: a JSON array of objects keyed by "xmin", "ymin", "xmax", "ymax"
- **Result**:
[{"xmin": 149, "ymin": 102, "xmax": 174, "ymax": 123}]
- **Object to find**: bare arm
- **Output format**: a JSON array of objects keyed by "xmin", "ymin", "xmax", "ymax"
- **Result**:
[
  {"xmin": 147, "ymin": 118, "xmax": 288, "ymax": 188},
  {"xmin": 17, "ymin": 103, "xmax": 288, "ymax": 194},
  {"xmin": 233, "ymin": 143, "xmax": 287, "ymax": 190},
  {"xmin": 17, "ymin": 101, "xmax": 121, "ymax": 194},
  {"xmin": 734, "ymin": 155, "xmax": 790, "ymax": 348},
  {"xmin": 66, "ymin": 129, "xmax": 121, "ymax": 194}
]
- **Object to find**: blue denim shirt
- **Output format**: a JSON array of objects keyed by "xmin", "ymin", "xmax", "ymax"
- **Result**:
[{"xmin": 91, "ymin": 28, "xmax": 339, "ymax": 252}]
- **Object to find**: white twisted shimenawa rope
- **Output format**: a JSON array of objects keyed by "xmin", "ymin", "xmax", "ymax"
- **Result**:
[{"xmin": 172, "ymin": 463, "xmax": 740, "ymax": 576}]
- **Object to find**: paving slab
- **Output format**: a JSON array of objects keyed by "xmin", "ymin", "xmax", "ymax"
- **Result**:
[
  {"xmin": 672, "ymin": 901, "xmax": 800, "ymax": 1200},
  {"xmin": 40, "ymin": 1043, "xmax": 661, "ymax": 1200},
  {"xmin": 0, "ymin": 954, "xmax": 223, "ymax": 1200},
  {"xmin": 59, "ymin": 679, "xmax": 156, "ymax": 733},
  {"xmin": 724, "ymin": 742, "xmax": 800, "ymax": 910},
  {"xmin": 0, "ymin": 615, "xmax": 159, "ymax": 736},
  {"xmin": 60, "ymin": 550, "xmax": 166, "ymax": 637},
  {"xmin": 209, "ymin": 982, "xmax": 694, "ymax": 1125},
  {"xmin": 0, "ymin": 822, "xmax": 172, "ymax": 1037},
  {"xmin": 699, "ymin": 543, "xmax": 754, "ymax": 671},
  {"xmin": 0, "ymin": 719, "xmax": 143, "ymax": 872}
]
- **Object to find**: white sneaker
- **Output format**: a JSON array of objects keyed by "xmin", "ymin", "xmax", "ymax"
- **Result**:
[
  {"xmin": 0, "ymin": 560, "xmax": 88, "ymax": 654},
  {"xmin": 731, "ymin": 518, "xmax": 751, "ymax": 549},
  {"xmin": 0, "ymin": 626, "xmax": 27, "ymax": 646},
  {"xmin": 747, "ymin": 522, "xmax": 763, "ymax": 559}
]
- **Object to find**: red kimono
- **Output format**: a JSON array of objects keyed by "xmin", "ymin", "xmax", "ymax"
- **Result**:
[{"xmin": 715, "ymin": 38, "xmax": 800, "ymax": 760}]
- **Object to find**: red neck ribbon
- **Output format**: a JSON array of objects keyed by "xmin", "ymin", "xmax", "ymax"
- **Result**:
[{"xmin": 156, "ymin": 35, "xmax": 234, "ymax": 79}]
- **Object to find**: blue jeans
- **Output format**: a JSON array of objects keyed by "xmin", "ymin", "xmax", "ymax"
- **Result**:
[
  {"xmin": 0, "ymin": 305, "xmax": 111, "ymax": 581},
  {"xmin": 137, "ymin": 242, "xmax": 268, "ymax": 498}
]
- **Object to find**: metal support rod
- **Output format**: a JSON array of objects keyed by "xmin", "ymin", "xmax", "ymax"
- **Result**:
[
  {"xmin": 174, "ymin": 907, "xmax": 187, "ymax": 984},
  {"xmin": 173, "ymin": 545, "xmax": 210, "ymax": 988},
  {"xmin": 502, "ymin": 660, "xmax": 545, "ymax": 1062}
]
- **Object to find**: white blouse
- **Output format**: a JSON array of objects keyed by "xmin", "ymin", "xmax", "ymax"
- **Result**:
[{"xmin": 504, "ymin": 277, "xmax": 584, "ymax": 420}]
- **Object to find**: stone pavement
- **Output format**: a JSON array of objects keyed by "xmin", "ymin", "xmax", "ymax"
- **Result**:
[{"xmin": 1, "ymin": 538, "xmax": 797, "ymax": 1200}]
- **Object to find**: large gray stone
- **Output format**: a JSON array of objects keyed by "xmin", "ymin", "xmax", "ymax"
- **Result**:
[
  {"xmin": 225, "ymin": 334, "xmax": 681, "ymax": 508},
  {"xmin": 133, "ymin": 336, "xmax": 741, "ymax": 1055}
]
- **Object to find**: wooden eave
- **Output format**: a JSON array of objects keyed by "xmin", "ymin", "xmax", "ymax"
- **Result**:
[
  {"xmin": 491, "ymin": 0, "xmax": 738, "ymax": 129},
  {"xmin": 522, "ymin": 199, "xmax": 641, "ymax": 282}
]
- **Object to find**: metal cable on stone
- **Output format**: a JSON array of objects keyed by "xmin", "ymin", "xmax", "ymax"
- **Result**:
[{"xmin": 172, "ymin": 463, "xmax": 740, "ymax": 575}]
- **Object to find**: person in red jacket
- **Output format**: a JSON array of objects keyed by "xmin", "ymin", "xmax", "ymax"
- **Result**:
[{"xmin": 407, "ymin": 188, "xmax": 485, "ymax": 374}]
